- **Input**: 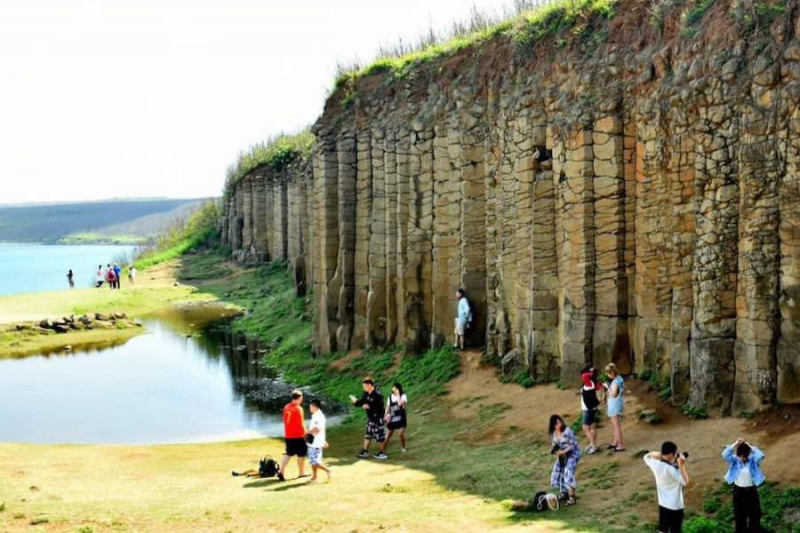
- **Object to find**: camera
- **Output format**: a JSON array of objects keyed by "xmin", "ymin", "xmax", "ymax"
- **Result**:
[
  {"xmin": 680, "ymin": 451, "xmax": 690, "ymax": 460},
  {"xmin": 550, "ymin": 443, "xmax": 561, "ymax": 455}
]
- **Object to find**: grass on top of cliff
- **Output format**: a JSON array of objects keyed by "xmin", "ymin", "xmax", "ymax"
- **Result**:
[
  {"xmin": 333, "ymin": 0, "xmax": 616, "ymax": 90},
  {"xmin": 223, "ymin": 131, "xmax": 314, "ymax": 199}
]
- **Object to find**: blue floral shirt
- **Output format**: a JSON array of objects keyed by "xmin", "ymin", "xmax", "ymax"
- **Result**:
[{"xmin": 722, "ymin": 444, "xmax": 765, "ymax": 487}]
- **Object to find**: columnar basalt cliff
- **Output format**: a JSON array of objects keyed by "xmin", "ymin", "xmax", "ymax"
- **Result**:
[{"xmin": 222, "ymin": 3, "xmax": 800, "ymax": 414}]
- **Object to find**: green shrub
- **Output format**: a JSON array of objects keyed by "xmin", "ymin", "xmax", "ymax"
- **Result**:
[
  {"xmin": 682, "ymin": 404, "xmax": 708, "ymax": 419},
  {"xmin": 223, "ymin": 131, "xmax": 314, "ymax": 200},
  {"xmin": 136, "ymin": 201, "xmax": 220, "ymax": 270}
]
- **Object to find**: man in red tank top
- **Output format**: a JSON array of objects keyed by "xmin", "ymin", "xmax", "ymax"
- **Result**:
[{"xmin": 278, "ymin": 390, "xmax": 308, "ymax": 481}]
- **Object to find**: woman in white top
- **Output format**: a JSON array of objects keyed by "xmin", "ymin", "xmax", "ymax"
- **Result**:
[
  {"xmin": 95, "ymin": 265, "xmax": 104, "ymax": 288},
  {"xmin": 384, "ymin": 382, "xmax": 408, "ymax": 453},
  {"xmin": 128, "ymin": 265, "xmax": 137, "ymax": 285}
]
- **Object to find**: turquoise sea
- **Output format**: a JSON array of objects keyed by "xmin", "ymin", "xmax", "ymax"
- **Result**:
[{"xmin": 0, "ymin": 243, "xmax": 137, "ymax": 297}]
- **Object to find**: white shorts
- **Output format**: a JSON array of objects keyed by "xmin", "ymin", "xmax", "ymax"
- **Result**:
[
  {"xmin": 454, "ymin": 318, "xmax": 465, "ymax": 337},
  {"xmin": 308, "ymin": 446, "xmax": 324, "ymax": 466}
]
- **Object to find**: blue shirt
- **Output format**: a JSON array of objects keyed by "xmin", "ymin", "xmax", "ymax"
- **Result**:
[
  {"xmin": 457, "ymin": 297, "xmax": 471, "ymax": 326},
  {"xmin": 722, "ymin": 444, "xmax": 765, "ymax": 487}
]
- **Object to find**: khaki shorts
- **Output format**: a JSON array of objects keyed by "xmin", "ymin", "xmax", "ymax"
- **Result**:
[{"xmin": 454, "ymin": 317, "xmax": 465, "ymax": 337}]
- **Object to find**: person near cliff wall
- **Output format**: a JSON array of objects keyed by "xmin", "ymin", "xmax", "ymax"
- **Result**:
[
  {"xmin": 453, "ymin": 288, "xmax": 472, "ymax": 350},
  {"xmin": 604, "ymin": 363, "xmax": 626, "ymax": 452},
  {"xmin": 722, "ymin": 438, "xmax": 765, "ymax": 532}
]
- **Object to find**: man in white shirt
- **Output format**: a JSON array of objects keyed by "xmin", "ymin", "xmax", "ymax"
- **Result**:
[
  {"xmin": 644, "ymin": 441, "xmax": 690, "ymax": 533},
  {"xmin": 308, "ymin": 399, "xmax": 331, "ymax": 483}
]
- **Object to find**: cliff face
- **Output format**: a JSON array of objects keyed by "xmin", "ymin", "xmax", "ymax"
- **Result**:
[{"xmin": 222, "ymin": 3, "xmax": 800, "ymax": 414}]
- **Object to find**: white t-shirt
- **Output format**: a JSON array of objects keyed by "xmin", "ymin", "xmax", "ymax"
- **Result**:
[
  {"xmin": 735, "ymin": 466, "xmax": 754, "ymax": 487},
  {"xmin": 310, "ymin": 410, "xmax": 326, "ymax": 448},
  {"xmin": 644, "ymin": 455, "xmax": 685, "ymax": 510},
  {"xmin": 389, "ymin": 393, "xmax": 408, "ymax": 407}
]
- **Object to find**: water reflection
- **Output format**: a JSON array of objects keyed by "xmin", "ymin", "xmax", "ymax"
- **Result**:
[{"xmin": 0, "ymin": 304, "xmax": 341, "ymax": 444}]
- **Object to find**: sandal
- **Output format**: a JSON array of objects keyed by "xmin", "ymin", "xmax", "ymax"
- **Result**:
[
  {"xmin": 612, "ymin": 447, "xmax": 626, "ymax": 452},
  {"xmin": 605, "ymin": 444, "xmax": 617, "ymax": 450},
  {"xmin": 565, "ymin": 498, "xmax": 577, "ymax": 506}
]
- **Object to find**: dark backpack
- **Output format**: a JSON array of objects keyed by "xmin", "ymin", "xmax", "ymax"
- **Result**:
[{"xmin": 258, "ymin": 457, "xmax": 280, "ymax": 478}]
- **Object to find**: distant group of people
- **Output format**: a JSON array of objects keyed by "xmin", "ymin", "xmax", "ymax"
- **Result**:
[
  {"xmin": 545, "ymin": 362, "xmax": 766, "ymax": 532},
  {"xmin": 65, "ymin": 264, "xmax": 136, "ymax": 290},
  {"xmin": 92, "ymin": 263, "xmax": 135, "ymax": 289}
]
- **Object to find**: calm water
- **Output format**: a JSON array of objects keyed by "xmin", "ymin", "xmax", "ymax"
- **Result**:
[
  {"xmin": 0, "ymin": 306, "xmax": 340, "ymax": 444},
  {"xmin": 0, "ymin": 243, "xmax": 137, "ymax": 296}
]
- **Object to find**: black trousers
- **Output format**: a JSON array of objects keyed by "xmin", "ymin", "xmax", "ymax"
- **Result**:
[
  {"xmin": 733, "ymin": 485, "xmax": 761, "ymax": 533},
  {"xmin": 658, "ymin": 506, "xmax": 684, "ymax": 532}
]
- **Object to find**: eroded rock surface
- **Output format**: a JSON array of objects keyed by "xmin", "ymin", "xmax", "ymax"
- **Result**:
[{"xmin": 222, "ymin": 9, "xmax": 800, "ymax": 414}]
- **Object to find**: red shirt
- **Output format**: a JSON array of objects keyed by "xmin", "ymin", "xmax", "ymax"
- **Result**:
[{"xmin": 283, "ymin": 402, "xmax": 305, "ymax": 439}]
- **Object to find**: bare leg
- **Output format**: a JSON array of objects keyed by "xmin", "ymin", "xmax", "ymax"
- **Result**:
[
  {"xmin": 362, "ymin": 439, "xmax": 371, "ymax": 453},
  {"xmin": 314, "ymin": 462, "xmax": 331, "ymax": 481},
  {"xmin": 384, "ymin": 429, "xmax": 395, "ymax": 451},
  {"xmin": 612, "ymin": 416, "xmax": 624, "ymax": 449},
  {"xmin": 582, "ymin": 423, "xmax": 597, "ymax": 449},
  {"xmin": 278, "ymin": 455, "xmax": 291, "ymax": 480},
  {"xmin": 311, "ymin": 464, "xmax": 318, "ymax": 481},
  {"xmin": 297, "ymin": 457, "xmax": 306, "ymax": 477},
  {"xmin": 399, "ymin": 428, "xmax": 407, "ymax": 450}
]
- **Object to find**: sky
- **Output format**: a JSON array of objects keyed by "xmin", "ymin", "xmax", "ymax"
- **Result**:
[{"xmin": 0, "ymin": 0, "xmax": 521, "ymax": 205}]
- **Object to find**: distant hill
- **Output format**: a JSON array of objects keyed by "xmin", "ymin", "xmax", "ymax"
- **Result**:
[{"xmin": 0, "ymin": 198, "xmax": 211, "ymax": 244}]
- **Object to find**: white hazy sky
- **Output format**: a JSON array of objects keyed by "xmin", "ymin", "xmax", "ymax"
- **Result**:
[{"xmin": 0, "ymin": 0, "xmax": 517, "ymax": 205}]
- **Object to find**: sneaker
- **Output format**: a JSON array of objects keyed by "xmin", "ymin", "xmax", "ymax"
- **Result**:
[
  {"xmin": 401, "ymin": 447, "xmax": 408, "ymax": 454},
  {"xmin": 373, "ymin": 452, "xmax": 388, "ymax": 460},
  {"xmin": 586, "ymin": 445, "xmax": 597, "ymax": 455},
  {"xmin": 357, "ymin": 450, "xmax": 370, "ymax": 459}
]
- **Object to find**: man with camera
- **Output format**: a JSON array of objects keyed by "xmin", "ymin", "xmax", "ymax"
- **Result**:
[{"xmin": 644, "ymin": 441, "xmax": 690, "ymax": 533}]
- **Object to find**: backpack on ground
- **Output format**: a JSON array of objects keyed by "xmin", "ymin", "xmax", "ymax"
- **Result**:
[{"xmin": 258, "ymin": 457, "xmax": 280, "ymax": 478}]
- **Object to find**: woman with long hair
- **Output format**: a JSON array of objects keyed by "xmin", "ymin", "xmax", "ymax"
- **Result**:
[
  {"xmin": 384, "ymin": 382, "xmax": 408, "ymax": 453},
  {"xmin": 548, "ymin": 414, "xmax": 581, "ymax": 506},
  {"xmin": 605, "ymin": 363, "xmax": 626, "ymax": 452}
]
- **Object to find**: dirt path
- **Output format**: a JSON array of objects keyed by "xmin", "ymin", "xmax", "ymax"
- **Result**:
[{"xmin": 447, "ymin": 350, "xmax": 800, "ymax": 519}]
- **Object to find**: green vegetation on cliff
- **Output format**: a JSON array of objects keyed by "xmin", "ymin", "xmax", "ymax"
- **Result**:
[
  {"xmin": 333, "ymin": 0, "xmax": 618, "ymax": 91},
  {"xmin": 135, "ymin": 200, "xmax": 220, "ymax": 270},
  {"xmin": 223, "ymin": 131, "xmax": 314, "ymax": 199}
]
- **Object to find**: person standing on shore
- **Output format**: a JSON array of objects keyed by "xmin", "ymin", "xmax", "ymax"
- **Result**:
[
  {"xmin": 350, "ymin": 378, "xmax": 388, "ymax": 460},
  {"xmin": 128, "ymin": 265, "xmax": 137, "ymax": 286},
  {"xmin": 644, "ymin": 441, "xmax": 689, "ymax": 533},
  {"xmin": 105, "ymin": 264, "xmax": 116, "ymax": 289},
  {"xmin": 307, "ymin": 399, "xmax": 331, "ymax": 483},
  {"xmin": 278, "ymin": 390, "xmax": 308, "ymax": 481},
  {"xmin": 67, "ymin": 269, "xmax": 75, "ymax": 289},
  {"xmin": 722, "ymin": 438, "xmax": 765, "ymax": 532},
  {"xmin": 113, "ymin": 263, "xmax": 122, "ymax": 289},
  {"xmin": 95, "ymin": 265, "xmax": 104, "ymax": 288}
]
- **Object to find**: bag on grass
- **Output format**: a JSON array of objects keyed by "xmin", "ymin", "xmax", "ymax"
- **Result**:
[{"xmin": 258, "ymin": 457, "xmax": 280, "ymax": 478}]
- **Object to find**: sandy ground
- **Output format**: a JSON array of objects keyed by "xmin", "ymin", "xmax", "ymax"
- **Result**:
[{"xmin": 448, "ymin": 350, "xmax": 800, "ymax": 520}]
